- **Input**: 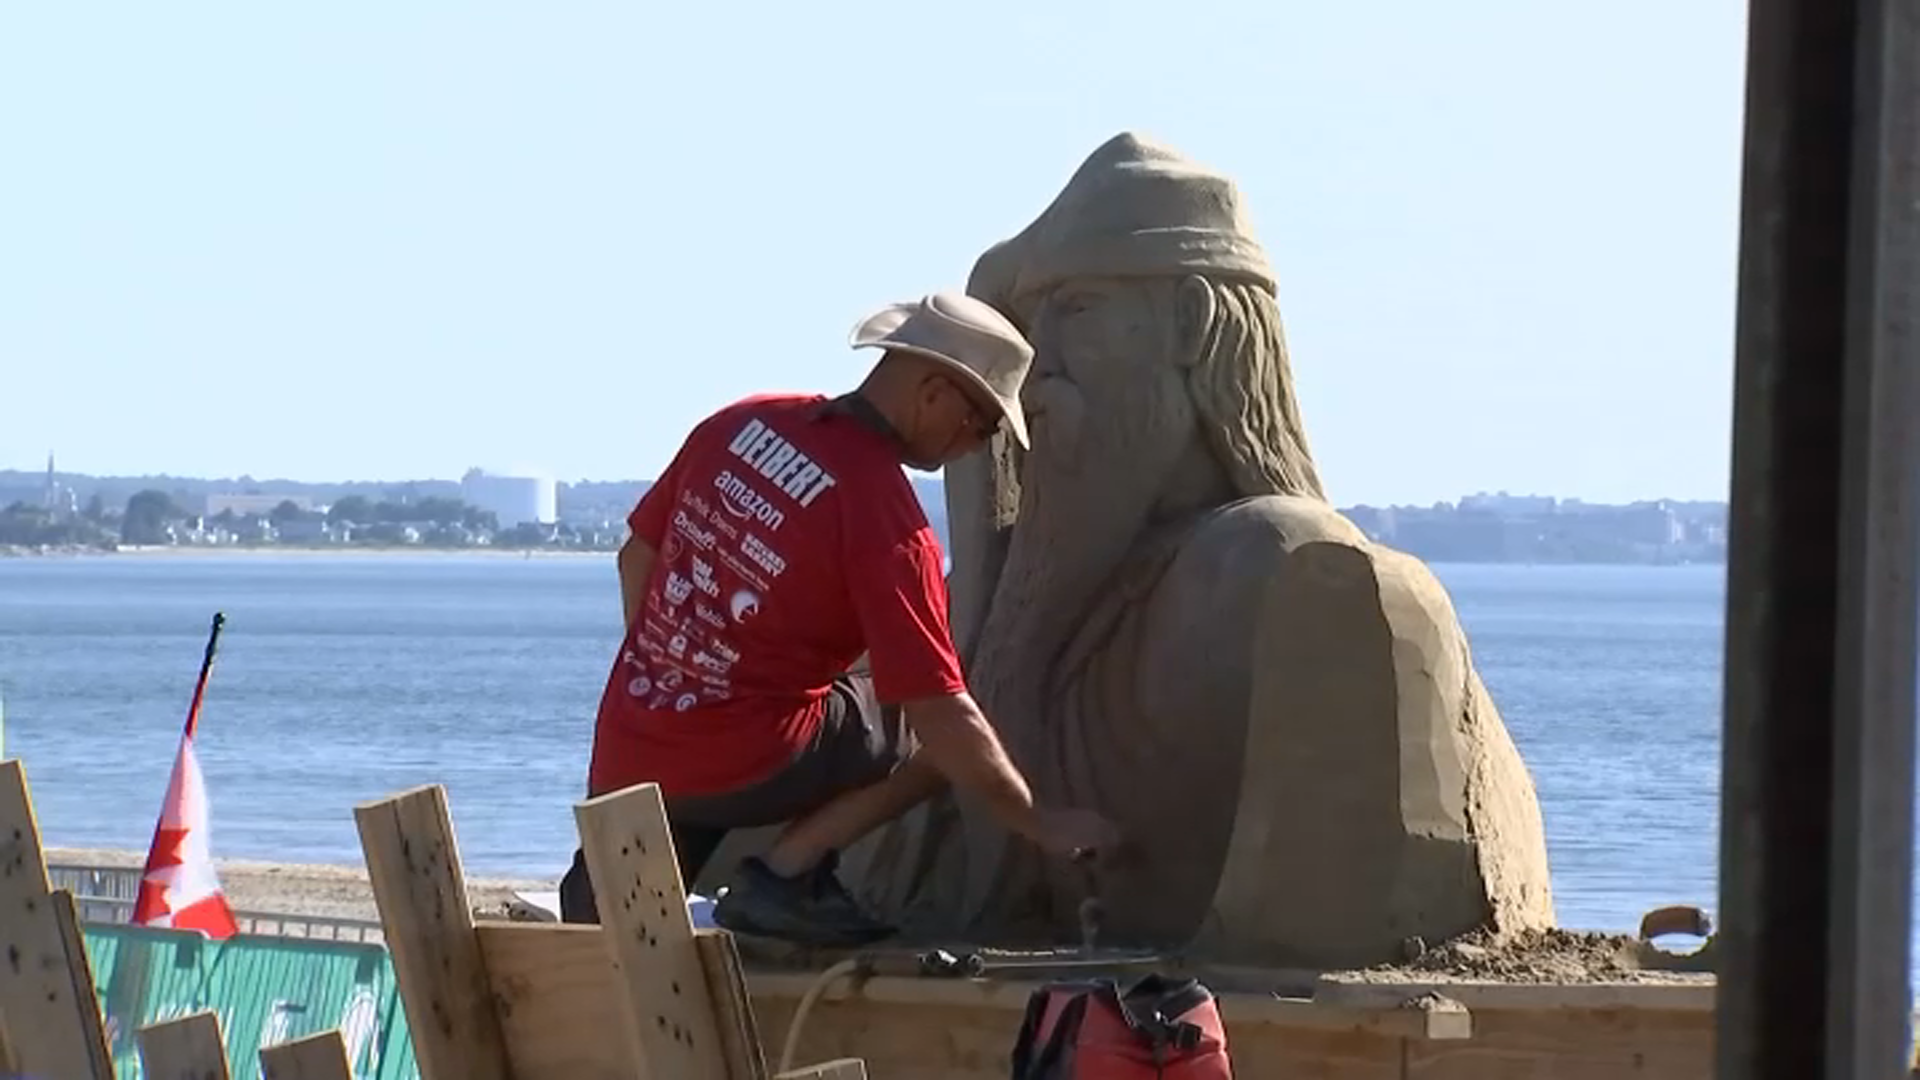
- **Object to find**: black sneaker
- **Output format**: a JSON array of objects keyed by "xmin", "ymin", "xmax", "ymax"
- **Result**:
[{"xmin": 712, "ymin": 852, "xmax": 897, "ymax": 948}]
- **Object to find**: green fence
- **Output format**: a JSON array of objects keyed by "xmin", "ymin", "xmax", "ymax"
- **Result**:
[{"xmin": 79, "ymin": 924, "xmax": 418, "ymax": 1080}]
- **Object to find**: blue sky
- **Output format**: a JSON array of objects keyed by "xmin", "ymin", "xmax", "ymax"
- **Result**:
[{"xmin": 1, "ymin": 1, "xmax": 1748, "ymax": 506}]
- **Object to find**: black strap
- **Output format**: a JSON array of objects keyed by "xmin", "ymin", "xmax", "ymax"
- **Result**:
[
  {"xmin": 1008, "ymin": 986, "xmax": 1053, "ymax": 1075},
  {"xmin": 1111, "ymin": 976, "xmax": 1214, "ymax": 1053},
  {"xmin": 1010, "ymin": 984, "xmax": 1096, "ymax": 1079}
]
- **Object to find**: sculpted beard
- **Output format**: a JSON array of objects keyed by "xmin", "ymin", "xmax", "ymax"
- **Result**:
[{"xmin": 967, "ymin": 355, "xmax": 1198, "ymax": 779}]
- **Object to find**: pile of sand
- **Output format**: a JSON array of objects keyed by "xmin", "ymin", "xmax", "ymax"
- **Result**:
[{"xmin": 1353, "ymin": 926, "xmax": 1713, "ymax": 985}]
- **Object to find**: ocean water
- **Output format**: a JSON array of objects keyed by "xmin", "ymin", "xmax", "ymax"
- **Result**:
[{"xmin": 0, "ymin": 553, "xmax": 1906, "ymax": 981}]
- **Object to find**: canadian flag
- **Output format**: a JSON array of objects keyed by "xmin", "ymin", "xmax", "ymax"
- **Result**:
[
  {"xmin": 131, "ymin": 730, "xmax": 239, "ymax": 938},
  {"xmin": 131, "ymin": 612, "xmax": 239, "ymax": 939}
]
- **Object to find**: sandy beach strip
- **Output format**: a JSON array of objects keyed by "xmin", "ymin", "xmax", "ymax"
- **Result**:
[
  {"xmin": 45, "ymin": 846, "xmax": 555, "ymax": 926},
  {"xmin": 13, "ymin": 545, "xmax": 612, "ymax": 560}
]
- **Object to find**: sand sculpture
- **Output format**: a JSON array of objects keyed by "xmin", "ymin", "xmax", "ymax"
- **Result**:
[{"xmin": 834, "ymin": 132, "xmax": 1557, "ymax": 968}]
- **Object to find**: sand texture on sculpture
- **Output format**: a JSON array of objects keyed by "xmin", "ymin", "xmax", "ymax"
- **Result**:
[{"xmin": 814, "ymin": 132, "xmax": 1557, "ymax": 968}]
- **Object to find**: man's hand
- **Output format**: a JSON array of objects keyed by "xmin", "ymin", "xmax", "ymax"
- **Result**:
[
  {"xmin": 1028, "ymin": 806, "xmax": 1122, "ymax": 860},
  {"xmin": 901, "ymin": 693, "xmax": 1127, "ymax": 861}
]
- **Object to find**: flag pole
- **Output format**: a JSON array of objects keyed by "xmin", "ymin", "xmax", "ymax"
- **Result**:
[{"xmin": 182, "ymin": 612, "xmax": 226, "ymax": 740}]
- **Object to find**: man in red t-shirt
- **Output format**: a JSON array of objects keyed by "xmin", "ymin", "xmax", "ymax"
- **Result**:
[{"xmin": 558, "ymin": 291, "xmax": 1120, "ymax": 946}]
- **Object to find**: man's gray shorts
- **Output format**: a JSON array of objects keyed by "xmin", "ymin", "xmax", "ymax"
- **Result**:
[{"xmin": 559, "ymin": 672, "xmax": 916, "ymax": 923}]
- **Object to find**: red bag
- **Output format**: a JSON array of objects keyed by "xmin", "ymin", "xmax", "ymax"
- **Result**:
[{"xmin": 1009, "ymin": 974, "xmax": 1233, "ymax": 1078}]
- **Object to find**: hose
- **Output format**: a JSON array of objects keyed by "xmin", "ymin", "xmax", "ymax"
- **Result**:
[{"xmin": 775, "ymin": 957, "xmax": 866, "ymax": 1074}]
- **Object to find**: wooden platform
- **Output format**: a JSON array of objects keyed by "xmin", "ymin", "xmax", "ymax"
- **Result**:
[
  {"xmin": 348, "ymin": 779, "xmax": 1731, "ymax": 1080},
  {"xmin": 8, "ymin": 754, "xmax": 1886, "ymax": 1078}
]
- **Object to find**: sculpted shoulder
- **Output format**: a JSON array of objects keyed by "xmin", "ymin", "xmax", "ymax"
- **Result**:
[
  {"xmin": 1134, "ymin": 497, "xmax": 1370, "ymax": 660},
  {"xmin": 1172, "ymin": 495, "xmax": 1371, "ymax": 577}
]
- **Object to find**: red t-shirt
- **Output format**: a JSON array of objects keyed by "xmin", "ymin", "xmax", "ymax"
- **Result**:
[{"xmin": 588, "ymin": 393, "xmax": 969, "ymax": 799}]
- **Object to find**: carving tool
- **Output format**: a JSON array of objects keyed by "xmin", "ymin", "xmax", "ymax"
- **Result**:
[{"xmin": 1073, "ymin": 846, "xmax": 1104, "ymax": 955}]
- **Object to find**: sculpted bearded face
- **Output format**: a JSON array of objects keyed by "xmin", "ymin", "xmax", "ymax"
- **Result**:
[
  {"xmin": 962, "ymin": 269, "xmax": 1324, "ymax": 751},
  {"xmin": 1018, "ymin": 276, "xmax": 1199, "ymax": 478},
  {"xmin": 965, "ymin": 274, "xmax": 1215, "ymax": 745}
]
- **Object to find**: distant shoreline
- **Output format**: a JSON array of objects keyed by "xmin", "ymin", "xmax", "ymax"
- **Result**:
[
  {"xmin": 2, "ymin": 544, "xmax": 1725, "ymax": 568},
  {"xmin": 4, "ymin": 544, "xmax": 612, "ymax": 559}
]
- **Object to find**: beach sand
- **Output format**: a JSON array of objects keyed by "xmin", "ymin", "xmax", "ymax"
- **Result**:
[
  {"xmin": 45, "ymin": 846, "xmax": 554, "ymax": 925},
  {"xmin": 33, "ymin": 545, "xmax": 611, "ymax": 559}
]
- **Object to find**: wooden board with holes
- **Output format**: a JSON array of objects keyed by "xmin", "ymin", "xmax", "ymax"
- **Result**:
[{"xmin": 0, "ymin": 760, "xmax": 113, "ymax": 1080}]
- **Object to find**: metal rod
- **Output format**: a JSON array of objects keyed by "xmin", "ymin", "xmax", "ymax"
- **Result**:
[{"xmin": 1716, "ymin": 0, "xmax": 1920, "ymax": 1075}]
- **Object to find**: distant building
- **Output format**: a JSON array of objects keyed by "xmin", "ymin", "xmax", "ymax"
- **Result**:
[
  {"xmin": 41, "ymin": 453, "xmax": 77, "ymax": 518},
  {"xmin": 1459, "ymin": 490, "xmax": 1557, "ymax": 515},
  {"xmin": 462, "ymin": 468, "xmax": 557, "ymax": 526}
]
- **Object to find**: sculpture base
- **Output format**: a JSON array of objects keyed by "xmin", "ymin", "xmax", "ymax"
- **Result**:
[{"xmin": 747, "ymin": 961, "xmax": 1718, "ymax": 1080}]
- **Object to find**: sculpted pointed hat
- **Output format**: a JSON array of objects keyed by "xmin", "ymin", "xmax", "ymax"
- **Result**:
[{"xmin": 969, "ymin": 132, "xmax": 1276, "ymax": 309}]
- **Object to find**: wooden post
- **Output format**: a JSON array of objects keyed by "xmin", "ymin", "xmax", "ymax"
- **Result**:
[
  {"xmin": 1716, "ymin": 0, "xmax": 1920, "ymax": 1075},
  {"xmin": 354, "ymin": 785, "xmax": 510, "ymax": 1080},
  {"xmin": 259, "ymin": 1030, "xmax": 354, "ymax": 1080},
  {"xmin": 0, "ymin": 1008, "xmax": 19, "ymax": 1076},
  {"xmin": 138, "ymin": 1010, "xmax": 232, "ymax": 1080},
  {"xmin": 695, "ymin": 929, "xmax": 772, "ymax": 1080},
  {"xmin": 575, "ymin": 782, "xmax": 728, "ymax": 1080},
  {"xmin": 0, "ymin": 760, "xmax": 113, "ymax": 1080}
]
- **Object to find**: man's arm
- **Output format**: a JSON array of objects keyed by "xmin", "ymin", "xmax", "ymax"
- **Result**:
[
  {"xmin": 617, "ymin": 535, "xmax": 657, "ymax": 631},
  {"xmin": 847, "ymin": 500, "xmax": 1120, "ymax": 857},
  {"xmin": 898, "ymin": 689, "xmax": 1039, "ymax": 839}
]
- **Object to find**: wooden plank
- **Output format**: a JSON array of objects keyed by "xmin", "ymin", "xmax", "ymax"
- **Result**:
[
  {"xmin": 1312, "ymin": 973, "xmax": 1717, "ymax": 1013},
  {"xmin": 353, "ymin": 785, "xmax": 509, "ymax": 1080},
  {"xmin": 747, "ymin": 968, "xmax": 1481, "ymax": 1044},
  {"xmin": 259, "ymin": 1030, "xmax": 353, "ymax": 1080},
  {"xmin": 138, "ymin": 1010, "xmax": 233, "ymax": 1080},
  {"xmin": 775, "ymin": 1062, "xmax": 867, "ymax": 1080},
  {"xmin": 50, "ymin": 889, "xmax": 113, "ymax": 1076},
  {"xmin": 695, "ymin": 929, "xmax": 769, "ymax": 1080},
  {"xmin": 575, "ymin": 781, "xmax": 727, "ymax": 1080},
  {"xmin": 474, "ymin": 921, "xmax": 632, "ymax": 1080},
  {"xmin": 0, "ymin": 760, "xmax": 113, "ymax": 1080},
  {"xmin": 478, "ymin": 921, "xmax": 859, "ymax": 1080}
]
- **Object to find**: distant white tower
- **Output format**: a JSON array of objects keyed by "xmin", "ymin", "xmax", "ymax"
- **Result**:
[
  {"xmin": 461, "ymin": 467, "xmax": 557, "ymax": 527},
  {"xmin": 43, "ymin": 452, "xmax": 55, "ymax": 509}
]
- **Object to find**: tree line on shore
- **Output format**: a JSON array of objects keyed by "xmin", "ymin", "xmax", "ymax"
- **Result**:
[{"xmin": 0, "ymin": 489, "xmax": 610, "ymax": 550}]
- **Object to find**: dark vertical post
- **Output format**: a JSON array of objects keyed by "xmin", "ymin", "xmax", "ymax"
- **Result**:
[{"xmin": 1717, "ymin": 0, "xmax": 1920, "ymax": 1076}]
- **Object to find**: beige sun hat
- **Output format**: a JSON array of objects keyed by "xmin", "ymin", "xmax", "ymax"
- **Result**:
[{"xmin": 849, "ymin": 290, "xmax": 1034, "ymax": 450}]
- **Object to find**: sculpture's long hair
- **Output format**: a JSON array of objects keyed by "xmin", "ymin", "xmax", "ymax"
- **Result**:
[{"xmin": 1184, "ymin": 277, "xmax": 1327, "ymax": 502}]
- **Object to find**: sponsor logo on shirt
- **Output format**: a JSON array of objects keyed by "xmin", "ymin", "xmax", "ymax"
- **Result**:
[
  {"xmin": 662, "ymin": 571, "xmax": 694, "ymax": 606},
  {"xmin": 713, "ymin": 470, "xmax": 788, "ymax": 532},
  {"xmin": 739, "ymin": 531, "xmax": 786, "ymax": 579},
  {"xmin": 690, "ymin": 556, "xmax": 721, "ymax": 597},
  {"xmin": 672, "ymin": 509, "xmax": 717, "ymax": 551},
  {"xmin": 729, "ymin": 588, "xmax": 761, "ymax": 624},
  {"xmin": 726, "ymin": 417, "xmax": 840, "ymax": 508}
]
